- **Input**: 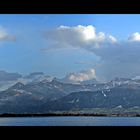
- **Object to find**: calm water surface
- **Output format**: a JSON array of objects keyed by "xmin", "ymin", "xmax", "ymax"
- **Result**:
[{"xmin": 0, "ymin": 117, "xmax": 140, "ymax": 126}]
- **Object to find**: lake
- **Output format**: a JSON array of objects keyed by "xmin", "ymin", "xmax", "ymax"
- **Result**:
[{"xmin": 0, "ymin": 116, "xmax": 140, "ymax": 126}]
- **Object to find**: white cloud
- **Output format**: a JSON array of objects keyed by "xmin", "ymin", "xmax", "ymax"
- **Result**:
[
  {"xmin": 0, "ymin": 27, "xmax": 7, "ymax": 40},
  {"xmin": 128, "ymin": 32, "xmax": 140, "ymax": 42},
  {"xmin": 108, "ymin": 35, "xmax": 117, "ymax": 43},
  {"xmin": 58, "ymin": 25, "xmax": 96, "ymax": 41},
  {"xmin": 81, "ymin": 25, "xmax": 96, "ymax": 40},
  {"xmin": 43, "ymin": 25, "xmax": 117, "ymax": 51},
  {"xmin": 0, "ymin": 27, "xmax": 16, "ymax": 42},
  {"xmin": 62, "ymin": 69, "xmax": 96, "ymax": 83},
  {"xmin": 97, "ymin": 32, "xmax": 106, "ymax": 42}
]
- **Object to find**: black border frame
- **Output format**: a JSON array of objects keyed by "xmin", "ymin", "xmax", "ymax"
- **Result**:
[
  {"xmin": 1, "ymin": 0, "xmax": 140, "ymax": 13},
  {"xmin": 0, "ymin": 0, "xmax": 140, "ymax": 137}
]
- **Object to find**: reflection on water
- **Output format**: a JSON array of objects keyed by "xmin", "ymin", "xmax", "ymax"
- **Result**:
[{"xmin": 0, "ymin": 117, "xmax": 140, "ymax": 126}]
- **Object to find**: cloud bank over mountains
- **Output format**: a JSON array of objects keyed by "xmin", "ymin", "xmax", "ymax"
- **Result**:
[
  {"xmin": 0, "ymin": 69, "xmax": 97, "ymax": 91},
  {"xmin": 0, "ymin": 70, "xmax": 22, "ymax": 81},
  {"xmin": 44, "ymin": 25, "xmax": 140, "ymax": 81},
  {"xmin": 62, "ymin": 68, "xmax": 96, "ymax": 83}
]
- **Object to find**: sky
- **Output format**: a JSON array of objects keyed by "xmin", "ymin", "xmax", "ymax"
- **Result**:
[{"xmin": 1, "ymin": 14, "xmax": 140, "ymax": 82}]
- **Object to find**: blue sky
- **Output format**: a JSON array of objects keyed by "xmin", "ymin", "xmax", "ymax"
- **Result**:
[{"xmin": 1, "ymin": 14, "xmax": 140, "ymax": 81}]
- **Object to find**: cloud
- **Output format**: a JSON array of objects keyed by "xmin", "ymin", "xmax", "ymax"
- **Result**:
[
  {"xmin": 62, "ymin": 68, "xmax": 96, "ymax": 83},
  {"xmin": 108, "ymin": 35, "xmax": 117, "ymax": 43},
  {"xmin": 0, "ymin": 27, "xmax": 16, "ymax": 42},
  {"xmin": 0, "ymin": 70, "xmax": 22, "ymax": 81},
  {"xmin": 43, "ymin": 25, "xmax": 116, "ymax": 51},
  {"xmin": 128, "ymin": 32, "xmax": 140, "ymax": 42},
  {"xmin": 75, "ymin": 61, "xmax": 101, "ymax": 68},
  {"xmin": 75, "ymin": 61, "xmax": 95, "ymax": 65},
  {"xmin": 43, "ymin": 25, "xmax": 140, "ymax": 81}
]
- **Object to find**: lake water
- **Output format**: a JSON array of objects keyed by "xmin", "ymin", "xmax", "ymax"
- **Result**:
[{"xmin": 0, "ymin": 117, "xmax": 140, "ymax": 126}]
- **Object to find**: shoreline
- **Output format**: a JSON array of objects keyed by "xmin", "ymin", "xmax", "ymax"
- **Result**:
[{"xmin": 0, "ymin": 113, "xmax": 140, "ymax": 117}]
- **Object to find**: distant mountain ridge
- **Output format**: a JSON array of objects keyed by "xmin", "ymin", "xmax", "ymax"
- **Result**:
[{"xmin": 0, "ymin": 70, "xmax": 140, "ymax": 113}]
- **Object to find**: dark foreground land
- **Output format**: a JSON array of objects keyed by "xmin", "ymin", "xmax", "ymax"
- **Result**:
[
  {"xmin": 0, "ymin": 113, "xmax": 107, "ymax": 117},
  {"xmin": 0, "ymin": 113, "xmax": 140, "ymax": 117},
  {"xmin": 1, "ymin": 108, "xmax": 140, "ymax": 117}
]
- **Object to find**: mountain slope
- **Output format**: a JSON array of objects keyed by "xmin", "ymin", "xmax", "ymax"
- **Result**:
[{"xmin": 44, "ymin": 87, "xmax": 140, "ymax": 111}]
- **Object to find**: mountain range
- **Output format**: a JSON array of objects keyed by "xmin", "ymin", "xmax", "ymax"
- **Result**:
[{"xmin": 0, "ymin": 70, "xmax": 140, "ymax": 113}]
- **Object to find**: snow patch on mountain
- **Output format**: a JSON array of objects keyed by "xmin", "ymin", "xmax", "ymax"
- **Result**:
[
  {"xmin": 13, "ymin": 89, "xmax": 32, "ymax": 95},
  {"xmin": 116, "ymin": 105, "xmax": 123, "ymax": 108},
  {"xmin": 102, "ymin": 90, "xmax": 107, "ymax": 97}
]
